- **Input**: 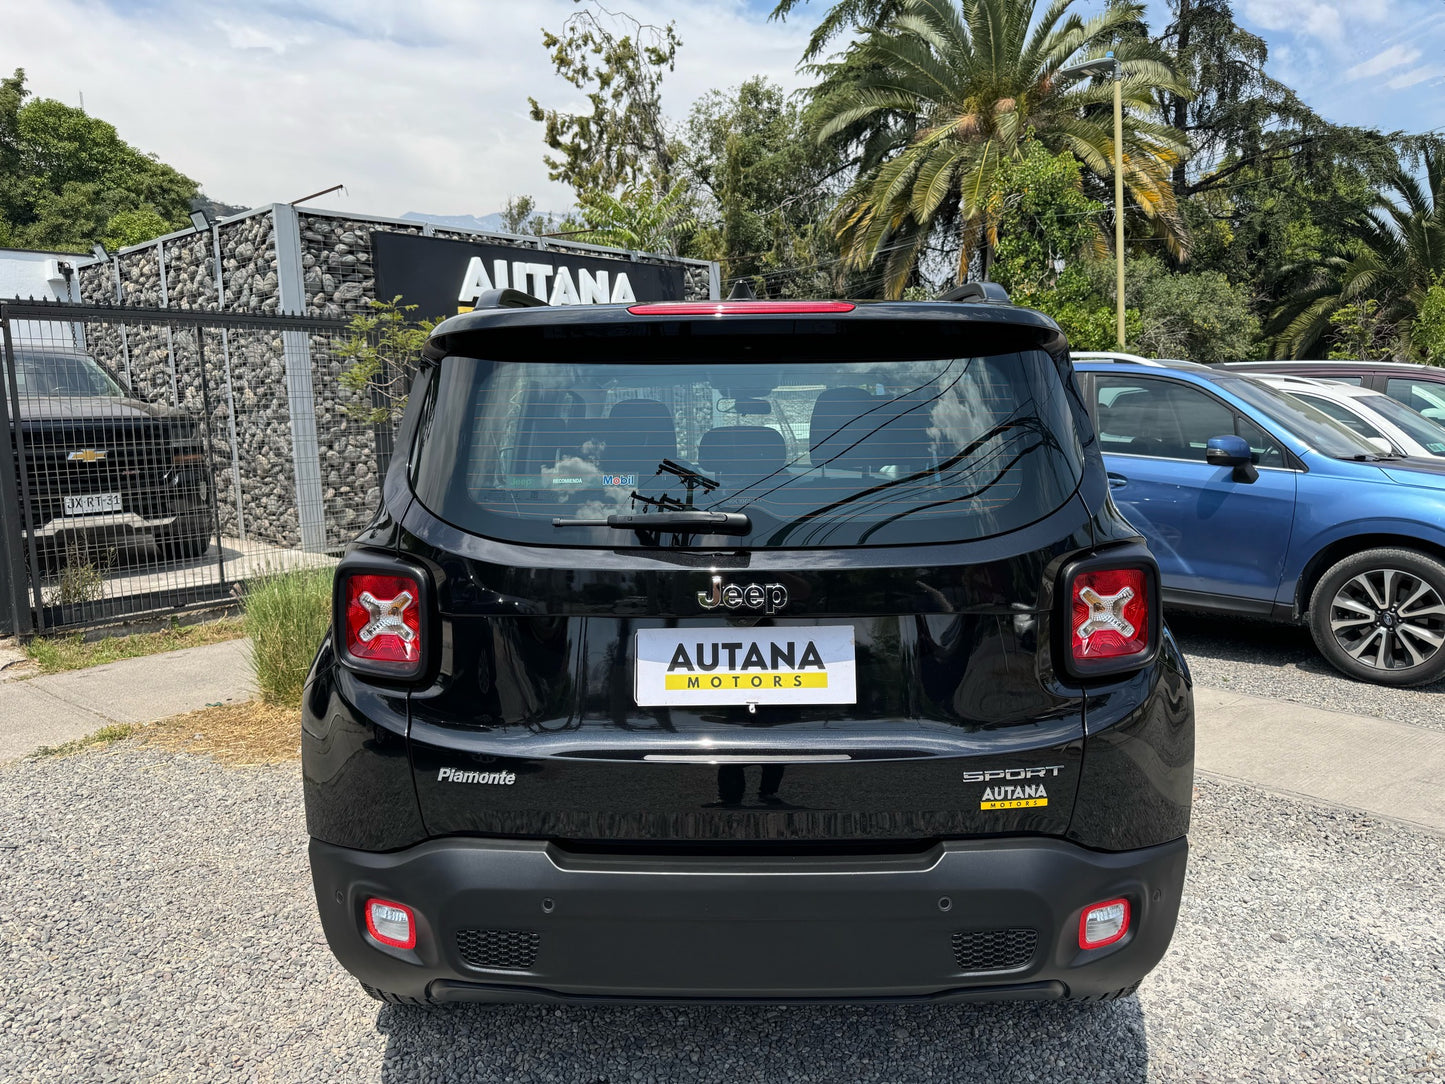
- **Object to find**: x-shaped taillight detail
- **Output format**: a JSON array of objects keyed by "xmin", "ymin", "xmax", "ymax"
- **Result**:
[
  {"xmin": 1076, "ymin": 585, "xmax": 1137, "ymax": 641},
  {"xmin": 356, "ymin": 590, "xmax": 417, "ymax": 644}
]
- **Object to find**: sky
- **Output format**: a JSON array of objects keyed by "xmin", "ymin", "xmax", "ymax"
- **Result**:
[{"xmin": 6, "ymin": 0, "xmax": 1445, "ymax": 219}]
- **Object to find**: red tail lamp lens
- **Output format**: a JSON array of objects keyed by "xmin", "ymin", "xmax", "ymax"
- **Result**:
[
  {"xmin": 365, "ymin": 898, "xmax": 416, "ymax": 950},
  {"xmin": 1071, "ymin": 568, "xmax": 1149, "ymax": 662},
  {"xmin": 627, "ymin": 301, "xmax": 856, "ymax": 315},
  {"xmin": 344, "ymin": 573, "xmax": 422, "ymax": 667},
  {"xmin": 1079, "ymin": 898, "xmax": 1131, "ymax": 950}
]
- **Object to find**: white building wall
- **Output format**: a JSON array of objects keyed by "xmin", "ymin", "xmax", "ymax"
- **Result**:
[{"xmin": 0, "ymin": 249, "xmax": 82, "ymax": 302}]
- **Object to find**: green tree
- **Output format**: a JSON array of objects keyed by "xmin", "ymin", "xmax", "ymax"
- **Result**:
[
  {"xmin": 527, "ymin": 5, "xmax": 681, "ymax": 195},
  {"xmin": 1417, "ymin": 282, "xmax": 1445, "ymax": 367},
  {"xmin": 988, "ymin": 140, "xmax": 1105, "ymax": 296},
  {"xmin": 1126, "ymin": 255, "xmax": 1258, "ymax": 363},
  {"xmin": 496, "ymin": 194, "xmax": 582, "ymax": 238},
  {"xmin": 1323, "ymin": 300, "xmax": 1394, "ymax": 361},
  {"xmin": 808, "ymin": 0, "xmax": 1190, "ymax": 297},
  {"xmin": 337, "ymin": 298, "xmax": 443, "ymax": 423},
  {"xmin": 770, "ymin": 0, "xmax": 908, "ymax": 62},
  {"xmin": 572, "ymin": 177, "xmax": 695, "ymax": 254},
  {"xmin": 680, "ymin": 77, "xmax": 845, "ymax": 296},
  {"xmin": 0, "ymin": 69, "xmax": 198, "ymax": 251},
  {"xmin": 1272, "ymin": 150, "xmax": 1445, "ymax": 361}
]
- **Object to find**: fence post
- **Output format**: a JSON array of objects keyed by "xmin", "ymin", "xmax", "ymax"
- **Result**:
[
  {"xmin": 112, "ymin": 257, "xmax": 132, "ymax": 387},
  {"xmin": 0, "ymin": 309, "xmax": 34, "ymax": 635},
  {"xmin": 0, "ymin": 308, "xmax": 42, "ymax": 634},
  {"xmin": 273, "ymin": 203, "xmax": 327, "ymax": 553},
  {"xmin": 157, "ymin": 240, "xmax": 180, "ymax": 405},
  {"xmin": 208, "ymin": 222, "xmax": 246, "ymax": 542},
  {"xmin": 194, "ymin": 327, "xmax": 228, "ymax": 591}
]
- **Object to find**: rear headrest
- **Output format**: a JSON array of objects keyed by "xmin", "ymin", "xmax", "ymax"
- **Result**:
[
  {"xmin": 697, "ymin": 426, "xmax": 787, "ymax": 485},
  {"xmin": 599, "ymin": 398, "xmax": 678, "ymax": 473},
  {"xmin": 809, "ymin": 387, "xmax": 879, "ymax": 471}
]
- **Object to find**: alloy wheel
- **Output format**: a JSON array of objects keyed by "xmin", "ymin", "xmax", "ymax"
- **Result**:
[{"xmin": 1327, "ymin": 567, "xmax": 1445, "ymax": 672}]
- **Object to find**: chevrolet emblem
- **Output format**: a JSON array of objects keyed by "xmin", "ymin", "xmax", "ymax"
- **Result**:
[{"xmin": 67, "ymin": 449, "xmax": 108, "ymax": 463}]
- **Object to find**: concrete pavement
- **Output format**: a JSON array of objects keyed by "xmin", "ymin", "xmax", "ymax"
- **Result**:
[
  {"xmin": 1194, "ymin": 685, "xmax": 1445, "ymax": 834},
  {"xmin": 0, "ymin": 641, "xmax": 1441, "ymax": 833},
  {"xmin": 0, "ymin": 638, "xmax": 252, "ymax": 761}
]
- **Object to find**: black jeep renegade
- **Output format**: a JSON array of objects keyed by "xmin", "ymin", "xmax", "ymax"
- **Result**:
[{"xmin": 303, "ymin": 291, "xmax": 1193, "ymax": 1005}]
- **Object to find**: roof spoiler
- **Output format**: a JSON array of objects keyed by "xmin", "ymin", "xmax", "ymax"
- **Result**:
[
  {"xmin": 472, "ymin": 288, "xmax": 549, "ymax": 310},
  {"xmin": 937, "ymin": 281, "xmax": 1012, "ymax": 304}
]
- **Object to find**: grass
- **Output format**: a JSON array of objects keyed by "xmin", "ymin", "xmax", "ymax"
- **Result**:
[
  {"xmin": 28, "ymin": 702, "xmax": 301, "ymax": 765},
  {"xmin": 136, "ymin": 700, "xmax": 301, "ymax": 764},
  {"xmin": 30, "ymin": 723, "xmax": 138, "ymax": 758},
  {"xmin": 243, "ymin": 567, "xmax": 334, "ymax": 706},
  {"xmin": 24, "ymin": 616, "xmax": 247, "ymax": 675}
]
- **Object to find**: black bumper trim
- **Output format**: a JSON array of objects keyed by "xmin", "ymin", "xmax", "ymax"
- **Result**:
[
  {"xmin": 424, "ymin": 979, "xmax": 1068, "ymax": 1005},
  {"xmin": 309, "ymin": 833, "xmax": 1187, "ymax": 1003}
]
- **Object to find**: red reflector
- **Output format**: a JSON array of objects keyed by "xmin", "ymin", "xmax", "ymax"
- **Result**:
[
  {"xmin": 344, "ymin": 573, "xmax": 422, "ymax": 667},
  {"xmin": 365, "ymin": 898, "xmax": 416, "ymax": 950},
  {"xmin": 626, "ymin": 301, "xmax": 856, "ymax": 315},
  {"xmin": 1079, "ymin": 898, "xmax": 1131, "ymax": 950},
  {"xmin": 1071, "ymin": 568, "xmax": 1149, "ymax": 662}
]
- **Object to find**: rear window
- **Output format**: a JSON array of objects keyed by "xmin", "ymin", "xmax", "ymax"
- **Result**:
[{"xmin": 410, "ymin": 351, "xmax": 1084, "ymax": 547}]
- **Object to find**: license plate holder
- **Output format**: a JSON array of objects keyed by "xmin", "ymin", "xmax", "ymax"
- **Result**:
[
  {"xmin": 62, "ymin": 493, "xmax": 123, "ymax": 515},
  {"xmin": 635, "ymin": 626, "xmax": 857, "ymax": 707}
]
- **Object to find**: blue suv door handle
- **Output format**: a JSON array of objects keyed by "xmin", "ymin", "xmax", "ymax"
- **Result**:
[{"xmin": 1107, "ymin": 472, "xmax": 1129, "ymax": 489}]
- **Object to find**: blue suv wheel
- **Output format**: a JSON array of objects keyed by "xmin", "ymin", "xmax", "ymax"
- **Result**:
[{"xmin": 1308, "ymin": 548, "xmax": 1445, "ymax": 685}]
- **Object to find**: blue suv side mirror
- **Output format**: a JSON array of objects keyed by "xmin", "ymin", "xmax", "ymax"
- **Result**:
[{"xmin": 1206, "ymin": 435, "xmax": 1258, "ymax": 483}]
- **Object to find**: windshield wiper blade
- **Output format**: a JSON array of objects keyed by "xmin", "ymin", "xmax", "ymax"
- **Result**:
[{"xmin": 552, "ymin": 511, "xmax": 751, "ymax": 535}]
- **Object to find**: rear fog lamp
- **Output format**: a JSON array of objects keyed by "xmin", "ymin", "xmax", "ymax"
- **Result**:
[
  {"xmin": 1079, "ymin": 898, "xmax": 1130, "ymax": 950},
  {"xmin": 365, "ymin": 898, "xmax": 416, "ymax": 950}
]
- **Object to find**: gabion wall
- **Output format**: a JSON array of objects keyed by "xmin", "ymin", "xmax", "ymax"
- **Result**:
[{"xmin": 75, "ymin": 207, "xmax": 717, "ymax": 552}]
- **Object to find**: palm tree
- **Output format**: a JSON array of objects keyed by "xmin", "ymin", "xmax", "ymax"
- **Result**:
[
  {"xmin": 809, "ymin": 0, "xmax": 1190, "ymax": 297},
  {"xmin": 1272, "ymin": 150, "xmax": 1445, "ymax": 360},
  {"xmin": 572, "ymin": 178, "xmax": 696, "ymax": 256}
]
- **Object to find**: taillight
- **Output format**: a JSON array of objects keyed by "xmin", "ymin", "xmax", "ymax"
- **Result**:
[
  {"xmin": 365, "ymin": 898, "xmax": 416, "ymax": 950},
  {"xmin": 1061, "ymin": 557, "xmax": 1159, "ymax": 678},
  {"xmin": 626, "ymin": 301, "xmax": 856, "ymax": 315},
  {"xmin": 1079, "ymin": 898, "xmax": 1131, "ymax": 950},
  {"xmin": 1072, "ymin": 568, "xmax": 1149, "ymax": 661},
  {"xmin": 338, "ymin": 570, "xmax": 425, "ymax": 676}
]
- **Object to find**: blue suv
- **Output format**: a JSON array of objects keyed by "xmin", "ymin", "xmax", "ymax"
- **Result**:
[{"xmin": 1073, "ymin": 355, "xmax": 1445, "ymax": 686}]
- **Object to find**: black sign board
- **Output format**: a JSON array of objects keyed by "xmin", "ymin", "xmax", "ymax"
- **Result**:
[{"xmin": 372, "ymin": 231, "xmax": 687, "ymax": 319}]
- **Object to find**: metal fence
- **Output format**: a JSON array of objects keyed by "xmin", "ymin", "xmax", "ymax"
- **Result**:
[{"xmin": 0, "ymin": 300, "xmax": 397, "ymax": 635}]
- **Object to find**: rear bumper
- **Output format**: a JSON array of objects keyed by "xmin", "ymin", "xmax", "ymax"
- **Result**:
[{"xmin": 309, "ymin": 833, "xmax": 1188, "ymax": 1004}]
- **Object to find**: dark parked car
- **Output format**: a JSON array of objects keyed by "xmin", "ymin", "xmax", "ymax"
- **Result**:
[
  {"xmin": 7, "ymin": 346, "xmax": 212, "ymax": 564},
  {"xmin": 303, "ymin": 290, "xmax": 1194, "ymax": 1006},
  {"xmin": 1226, "ymin": 360, "xmax": 1445, "ymax": 425}
]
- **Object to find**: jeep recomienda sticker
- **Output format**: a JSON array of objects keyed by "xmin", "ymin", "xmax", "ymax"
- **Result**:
[{"xmin": 634, "ymin": 627, "xmax": 857, "ymax": 707}]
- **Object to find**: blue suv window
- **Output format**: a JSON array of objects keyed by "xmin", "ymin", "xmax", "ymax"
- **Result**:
[{"xmin": 1094, "ymin": 376, "xmax": 1286, "ymax": 467}]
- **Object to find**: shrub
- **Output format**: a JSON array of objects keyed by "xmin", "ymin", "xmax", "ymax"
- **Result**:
[{"xmin": 243, "ymin": 567, "xmax": 334, "ymax": 706}]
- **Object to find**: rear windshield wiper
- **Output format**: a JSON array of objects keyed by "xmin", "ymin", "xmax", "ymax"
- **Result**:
[{"xmin": 552, "ymin": 511, "xmax": 752, "ymax": 535}]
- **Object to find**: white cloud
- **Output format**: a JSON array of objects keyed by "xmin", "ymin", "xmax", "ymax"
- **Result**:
[
  {"xmin": 7, "ymin": 0, "xmax": 818, "ymax": 217},
  {"xmin": 1344, "ymin": 44, "xmax": 1420, "ymax": 82},
  {"xmin": 1386, "ymin": 65, "xmax": 1444, "ymax": 90},
  {"xmin": 1238, "ymin": 0, "xmax": 1357, "ymax": 41}
]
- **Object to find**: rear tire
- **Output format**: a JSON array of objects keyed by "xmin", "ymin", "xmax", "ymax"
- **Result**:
[{"xmin": 1308, "ymin": 548, "xmax": 1445, "ymax": 687}]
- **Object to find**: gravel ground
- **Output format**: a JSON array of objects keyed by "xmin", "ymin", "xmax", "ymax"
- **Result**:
[
  {"xmin": 1, "ymin": 746, "xmax": 1441, "ymax": 1083},
  {"xmin": 1168, "ymin": 611, "xmax": 1445, "ymax": 731}
]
